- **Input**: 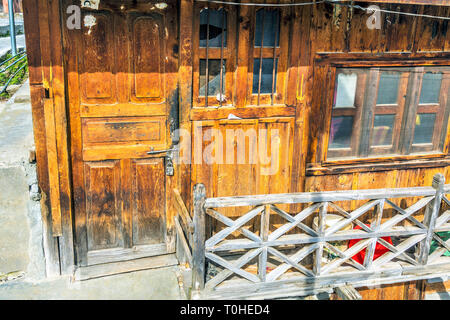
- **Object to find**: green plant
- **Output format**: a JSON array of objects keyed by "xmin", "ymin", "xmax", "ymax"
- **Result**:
[{"xmin": 0, "ymin": 52, "xmax": 28, "ymax": 99}]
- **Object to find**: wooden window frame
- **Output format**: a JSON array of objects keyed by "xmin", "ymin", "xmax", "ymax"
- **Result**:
[
  {"xmin": 190, "ymin": 5, "xmax": 292, "ymax": 119},
  {"xmin": 309, "ymin": 54, "xmax": 450, "ymax": 174},
  {"xmin": 192, "ymin": 4, "xmax": 237, "ymax": 108},
  {"xmin": 246, "ymin": 7, "xmax": 290, "ymax": 107}
]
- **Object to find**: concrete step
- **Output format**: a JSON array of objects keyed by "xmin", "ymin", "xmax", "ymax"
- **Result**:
[{"xmin": 7, "ymin": 78, "xmax": 29, "ymax": 104}]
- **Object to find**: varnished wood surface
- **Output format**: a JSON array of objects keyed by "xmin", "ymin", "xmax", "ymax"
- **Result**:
[
  {"xmin": 23, "ymin": 0, "xmax": 450, "ymax": 298},
  {"xmin": 61, "ymin": 0, "xmax": 179, "ymax": 267}
]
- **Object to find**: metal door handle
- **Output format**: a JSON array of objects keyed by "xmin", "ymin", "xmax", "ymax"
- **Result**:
[{"xmin": 146, "ymin": 148, "xmax": 175, "ymax": 155}]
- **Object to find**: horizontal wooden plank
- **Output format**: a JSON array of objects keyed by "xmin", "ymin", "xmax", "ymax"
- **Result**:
[
  {"xmin": 74, "ymin": 254, "xmax": 178, "ymax": 281},
  {"xmin": 207, "ymin": 226, "xmax": 427, "ymax": 252},
  {"xmin": 80, "ymin": 103, "xmax": 166, "ymax": 118},
  {"xmin": 199, "ymin": 258, "xmax": 450, "ymax": 300},
  {"xmin": 87, "ymin": 244, "xmax": 167, "ymax": 266},
  {"xmin": 82, "ymin": 144, "xmax": 168, "ymax": 161},
  {"xmin": 82, "ymin": 117, "xmax": 165, "ymax": 144},
  {"xmin": 190, "ymin": 105, "xmax": 295, "ymax": 121},
  {"xmin": 205, "ymin": 186, "xmax": 441, "ymax": 208},
  {"xmin": 355, "ymin": 0, "xmax": 450, "ymax": 5}
]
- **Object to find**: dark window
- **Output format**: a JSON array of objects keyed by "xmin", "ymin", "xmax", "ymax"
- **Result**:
[
  {"xmin": 199, "ymin": 8, "xmax": 227, "ymax": 48},
  {"xmin": 371, "ymin": 114, "xmax": 395, "ymax": 146},
  {"xmin": 255, "ymin": 9, "xmax": 280, "ymax": 48},
  {"xmin": 419, "ymin": 72, "xmax": 442, "ymax": 104},
  {"xmin": 413, "ymin": 113, "xmax": 436, "ymax": 144},
  {"xmin": 199, "ymin": 59, "xmax": 226, "ymax": 97},
  {"xmin": 377, "ymin": 72, "xmax": 400, "ymax": 105},
  {"xmin": 329, "ymin": 116, "xmax": 354, "ymax": 149},
  {"xmin": 252, "ymin": 58, "xmax": 278, "ymax": 94}
]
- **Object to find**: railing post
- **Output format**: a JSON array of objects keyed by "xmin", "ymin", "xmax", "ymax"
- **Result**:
[
  {"xmin": 192, "ymin": 183, "xmax": 206, "ymax": 293},
  {"xmin": 8, "ymin": 0, "xmax": 16, "ymax": 56},
  {"xmin": 416, "ymin": 173, "xmax": 445, "ymax": 265},
  {"xmin": 258, "ymin": 204, "xmax": 270, "ymax": 281}
]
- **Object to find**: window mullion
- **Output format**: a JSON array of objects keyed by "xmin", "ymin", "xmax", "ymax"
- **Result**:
[
  {"xmin": 400, "ymin": 67, "xmax": 424, "ymax": 155},
  {"xmin": 358, "ymin": 68, "xmax": 379, "ymax": 158}
]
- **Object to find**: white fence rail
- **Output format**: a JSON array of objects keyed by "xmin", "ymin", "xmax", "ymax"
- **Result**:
[{"xmin": 187, "ymin": 174, "xmax": 450, "ymax": 299}]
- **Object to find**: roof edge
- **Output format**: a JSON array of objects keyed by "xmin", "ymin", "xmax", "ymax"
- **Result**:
[{"xmin": 338, "ymin": 0, "xmax": 449, "ymax": 6}]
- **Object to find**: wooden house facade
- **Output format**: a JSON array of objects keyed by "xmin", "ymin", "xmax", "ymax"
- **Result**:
[{"xmin": 22, "ymin": 0, "xmax": 450, "ymax": 299}]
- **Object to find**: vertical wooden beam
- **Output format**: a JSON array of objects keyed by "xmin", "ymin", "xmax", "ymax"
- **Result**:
[
  {"xmin": 179, "ymin": 0, "xmax": 194, "ymax": 212},
  {"xmin": 164, "ymin": 0, "xmax": 180, "ymax": 256},
  {"xmin": 43, "ymin": 98, "xmax": 62, "ymax": 236},
  {"xmin": 364, "ymin": 199, "xmax": 385, "ymax": 269},
  {"xmin": 314, "ymin": 202, "xmax": 328, "ymax": 275},
  {"xmin": 47, "ymin": 0, "xmax": 74, "ymax": 275},
  {"xmin": 359, "ymin": 68, "xmax": 379, "ymax": 158},
  {"xmin": 417, "ymin": 173, "xmax": 445, "ymax": 264},
  {"xmin": 22, "ymin": 0, "xmax": 61, "ymax": 277},
  {"xmin": 235, "ymin": 2, "xmax": 250, "ymax": 108},
  {"xmin": 258, "ymin": 204, "xmax": 271, "ymax": 281},
  {"xmin": 192, "ymin": 183, "xmax": 206, "ymax": 292}
]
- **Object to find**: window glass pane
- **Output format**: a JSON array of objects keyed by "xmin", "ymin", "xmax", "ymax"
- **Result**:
[
  {"xmin": 329, "ymin": 116, "xmax": 354, "ymax": 149},
  {"xmin": 376, "ymin": 72, "xmax": 400, "ymax": 105},
  {"xmin": 413, "ymin": 113, "xmax": 436, "ymax": 144},
  {"xmin": 255, "ymin": 9, "xmax": 280, "ymax": 47},
  {"xmin": 199, "ymin": 59, "xmax": 225, "ymax": 97},
  {"xmin": 334, "ymin": 73, "xmax": 357, "ymax": 108},
  {"xmin": 371, "ymin": 114, "xmax": 395, "ymax": 146},
  {"xmin": 419, "ymin": 72, "xmax": 442, "ymax": 104},
  {"xmin": 200, "ymin": 8, "xmax": 227, "ymax": 48},
  {"xmin": 252, "ymin": 58, "xmax": 278, "ymax": 94}
]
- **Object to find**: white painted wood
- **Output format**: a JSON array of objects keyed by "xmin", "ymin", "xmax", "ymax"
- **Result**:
[
  {"xmin": 335, "ymin": 285, "xmax": 362, "ymax": 300},
  {"xmin": 193, "ymin": 176, "xmax": 450, "ymax": 299},
  {"xmin": 268, "ymin": 203, "xmax": 322, "ymax": 241},
  {"xmin": 205, "ymin": 251, "xmax": 261, "ymax": 283},
  {"xmin": 205, "ymin": 205, "xmax": 264, "ymax": 248},
  {"xmin": 325, "ymin": 200, "xmax": 379, "ymax": 236},
  {"xmin": 205, "ymin": 248, "xmax": 262, "ymax": 290},
  {"xmin": 205, "ymin": 186, "xmax": 439, "ymax": 208},
  {"xmin": 267, "ymin": 243, "xmax": 319, "ymax": 282},
  {"xmin": 206, "ymin": 208, "xmax": 261, "ymax": 243}
]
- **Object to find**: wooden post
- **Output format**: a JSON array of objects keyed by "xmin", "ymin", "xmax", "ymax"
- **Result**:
[
  {"xmin": 192, "ymin": 183, "xmax": 206, "ymax": 292},
  {"xmin": 314, "ymin": 202, "xmax": 328, "ymax": 276},
  {"xmin": 258, "ymin": 205, "xmax": 270, "ymax": 281},
  {"xmin": 417, "ymin": 173, "xmax": 445, "ymax": 265}
]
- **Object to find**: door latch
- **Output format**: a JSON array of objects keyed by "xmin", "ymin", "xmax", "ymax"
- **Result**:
[
  {"xmin": 147, "ymin": 147, "xmax": 176, "ymax": 176},
  {"xmin": 165, "ymin": 155, "xmax": 174, "ymax": 176}
]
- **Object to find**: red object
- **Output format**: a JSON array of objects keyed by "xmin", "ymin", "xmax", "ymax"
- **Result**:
[{"xmin": 348, "ymin": 225, "xmax": 393, "ymax": 264}]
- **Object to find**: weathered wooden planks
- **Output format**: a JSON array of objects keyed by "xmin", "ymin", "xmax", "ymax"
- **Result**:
[{"xmin": 193, "ymin": 174, "xmax": 450, "ymax": 299}]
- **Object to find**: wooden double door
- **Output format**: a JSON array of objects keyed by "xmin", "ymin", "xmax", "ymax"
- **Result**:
[{"xmin": 63, "ymin": 1, "xmax": 178, "ymax": 267}]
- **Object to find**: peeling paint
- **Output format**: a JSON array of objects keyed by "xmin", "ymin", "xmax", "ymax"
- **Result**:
[
  {"xmin": 84, "ymin": 15, "xmax": 96, "ymax": 35},
  {"xmin": 155, "ymin": 3, "xmax": 168, "ymax": 10},
  {"xmin": 81, "ymin": 0, "xmax": 99, "ymax": 10}
]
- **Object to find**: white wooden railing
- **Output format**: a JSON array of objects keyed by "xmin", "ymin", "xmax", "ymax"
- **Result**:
[{"xmin": 178, "ymin": 174, "xmax": 450, "ymax": 299}]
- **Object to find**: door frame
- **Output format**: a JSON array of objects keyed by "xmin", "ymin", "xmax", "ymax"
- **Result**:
[
  {"xmin": 62, "ymin": 1, "xmax": 180, "ymax": 269},
  {"xmin": 23, "ymin": 0, "xmax": 181, "ymax": 276}
]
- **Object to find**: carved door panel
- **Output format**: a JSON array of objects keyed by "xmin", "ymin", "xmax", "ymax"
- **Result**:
[{"xmin": 63, "ymin": 1, "xmax": 178, "ymax": 267}]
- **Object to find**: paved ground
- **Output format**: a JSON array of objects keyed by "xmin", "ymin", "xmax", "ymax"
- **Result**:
[
  {"xmin": 0, "ymin": 78, "xmax": 186, "ymax": 300},
  {"xmin": 0, "ymin": 80, "xmax": 32, "ymax": 165},
  {"xmin": 0, "ymin": 15, "xmax": 25, "ymax": 56},
  {"xmin": 0, "ymin": 33, "xmax": 25, "ymax": 56},
  {"xmin": 0, "ymin": 266, "xmax": 185, "ymax": 300}
]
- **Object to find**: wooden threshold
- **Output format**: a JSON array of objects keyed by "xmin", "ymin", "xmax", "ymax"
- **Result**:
[
  {"xmin": 74, "ymin": 254, "xmax": 178, "ymax": 281},
  {"xmin": 87, "ymin": 243, "xmax": 168, "ymax": 266}
]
